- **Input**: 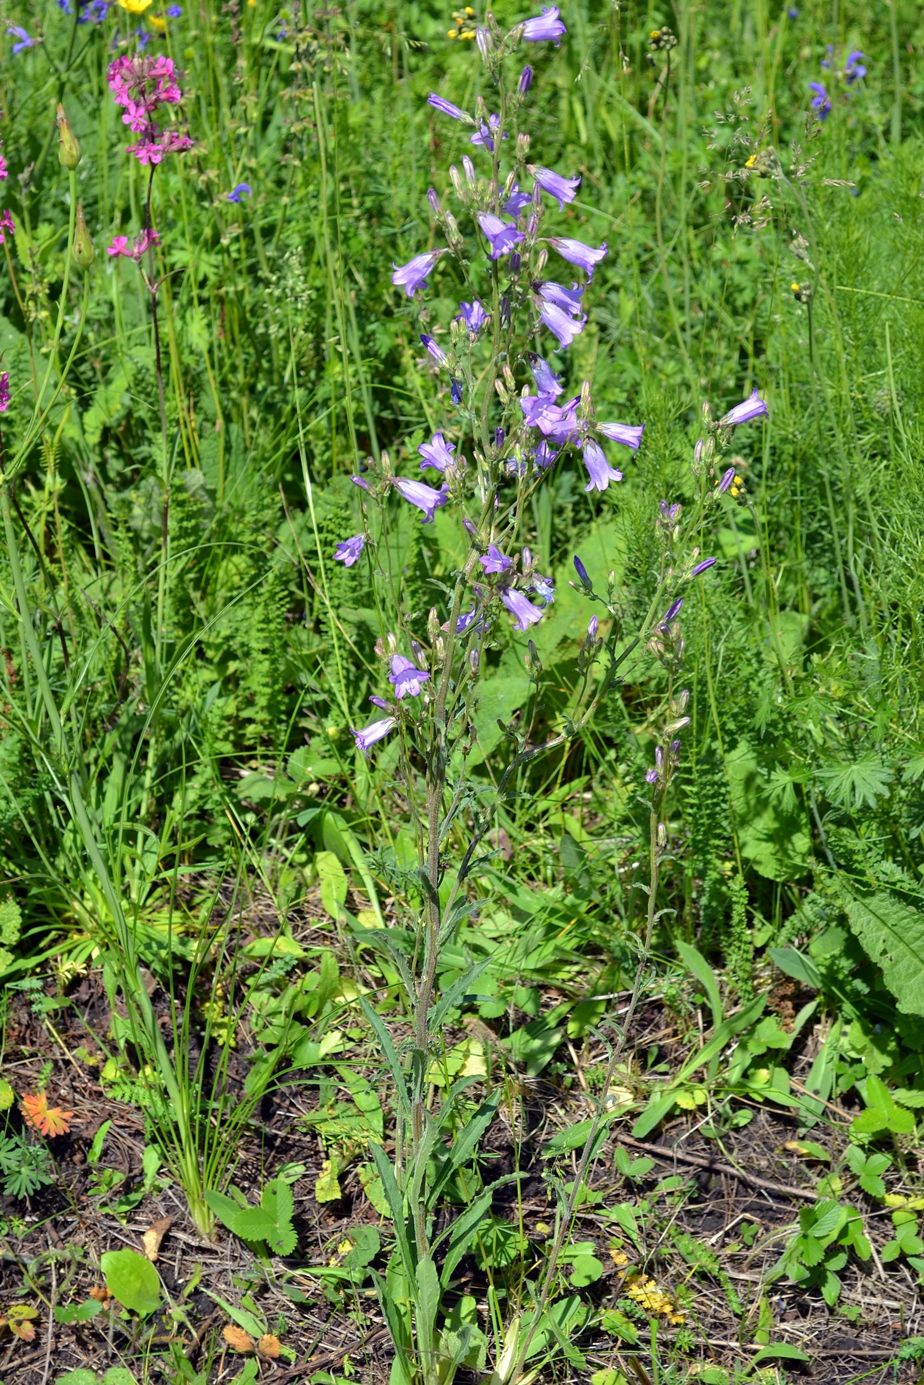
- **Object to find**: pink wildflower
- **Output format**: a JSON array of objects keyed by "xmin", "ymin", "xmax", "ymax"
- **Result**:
[
  {"xmin": 107, "ymin": 53, "xmax": 192, "ymax": 165},
  {"xmin": 0, "ymin": 373, "xmax": 9, "ymax": 413},
  {"xmin": 0, "ymin": 154, "xmax": 7, "ymax": 182},
  {"xmin": 0, "ymin": 210, "xmax": 14, "ymax": 245},
  {"xmin": 107, "ymin": 228, "xmax": 161, "ymax": 261}
]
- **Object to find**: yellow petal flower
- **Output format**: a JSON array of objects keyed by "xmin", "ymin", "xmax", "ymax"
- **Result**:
[{"xmin": 118, "ymin": 0, "xmax": 154, "ymax": 12}]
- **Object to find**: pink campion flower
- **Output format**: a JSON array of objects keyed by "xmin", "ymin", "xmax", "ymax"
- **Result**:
[
  {"xmin": 107, "ymin": 228, "xmax": 161, "ymax": 261},
  {"xmin": 108, "ymin": 53, "xmax": 191, "ymax": 165},
  {"xmin": 0, "ymin": 153, "xmax": 7, "ymax": 181},
  {"xmin": 0, "ymin": 372, "xmax": 10, "ymax": 413},
  {"xmin": 0, "ymin": 209, "xmax": 14, "ymax": 244},
  {"xmin": 108, "ymin": 53, "xmax": 183, "ymax": 131}
]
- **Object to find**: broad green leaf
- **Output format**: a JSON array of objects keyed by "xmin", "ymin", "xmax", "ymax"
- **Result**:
[
  {"xmin": 751, "ymin": 1344, "xmax": 810, "ymax": 1365},
  {"xmin": 675, "ymin": 940, "xmax": 723, "ymax": 1029},
  {"xmin": 841, "ymin": 890, "xmax": 924, "ymax": 1017},
  {"xmin": 316, "ymin": 850, "xmax": 348, "ymax": 920},
  {"xmin": 415, "ymin": 1256, "xmax": 440, "ymax": 1364},
  {"xmin": 100, "ymin": 1249, "xmax": 162, "ymax": 1318}
]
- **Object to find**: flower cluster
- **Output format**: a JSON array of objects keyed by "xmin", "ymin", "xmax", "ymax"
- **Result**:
[
  {"xmin": 107, "ymin": 52, "xmax": 193, "ymax": 164},
  {"xmin": 810, "ymin": 46, "xmax": 866, "ymax": 122},
  {"xmin": 344, "ymin": 5, "xmax": 654, "ymax": 751},
  {"xmin": 58, "ymin": 0, "xmax": 110, "ymax": 20}
]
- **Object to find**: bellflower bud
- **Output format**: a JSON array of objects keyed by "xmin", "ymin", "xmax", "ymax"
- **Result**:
[
  {"xmin": 519, "ymin": 65, "xmax": 534, "ymax": 95},
  {"xmin": 56, "ymin": 105, "xmax": 81, "ymax": 169},
  {"xmin": 72, "ymin": 203, "xmax": 95, "ymax": 269}
]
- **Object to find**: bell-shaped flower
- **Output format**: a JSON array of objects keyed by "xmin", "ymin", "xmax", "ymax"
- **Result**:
[
  {"xmin": 418, "ymin": 432, "xmax": 457, "ymax": 473},
  {"xmin": 427, "ymin": 93, "xmax": 471, "ymax": 122},
  {"xmin": 352, "ymin": 716, "xmax": 396, "ymax": 754},
  {"xmin": 480, "ymin": 544, "xmax": 512, "ymax": 574},
  {"xmin": 521, "ymin": 6, "xmax": 566, "ymax": 44},
  {"xmin": 718, "ymin": 388, "xmax": 768, "ymax": 428},
  {"xmin": 548, "ymin": 236, "xmax": 608, "ymax": 277},
  {"xmin": 391, "ymin": 249, "xmax": 444, "ymax": 298},
  {"xmin": 598, "ymin": 420, "xmax": 645, "ymax": 451},
  {"xmin": 393, "ymin": 477, "xmax": 449, "ymax": 523},
  {"xmin": 528, "ymin": 354, "xmax": 563, "ymax": 397},
  {"xmin": 582, "ymin": 439, "xmax": 623, "ymax": 493},
  {"xmin": 389, "ymin": 655, "xmax": 430, "ymax": 699},
  {"xmin": 501, "ymin": 588, "xmax": 545, "ymax": 630},
  {"xmin": 531, "ymin": 165, "xmax": 581, "ymax": 209},
  {"xmin": 538, "ymin": 298, "xmax": 586, "ymax": 349},
  {"xmin": 477, "ymin": 213, "xmax": 524, "ymax": 260},
  {"xmin": 334, "ymin": 535, "xmax": 366, "ymax": 567},
  {"xmin": 458, "ymin": 300, "xmax": 488, "ymax": 334}
]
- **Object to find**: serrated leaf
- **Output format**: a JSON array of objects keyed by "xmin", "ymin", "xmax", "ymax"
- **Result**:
[{"xmin": 840, "ymin": 890, "xmax": 924, "ymax": 1017}]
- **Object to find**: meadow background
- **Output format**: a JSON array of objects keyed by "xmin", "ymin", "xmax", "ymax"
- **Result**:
[{"xmin": 0, "ymin": 1, "xmax": 923, "ymax": 1382}]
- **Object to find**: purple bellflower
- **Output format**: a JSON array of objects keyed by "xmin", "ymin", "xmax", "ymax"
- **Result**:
[
  {"xmin": 334, "ymin": 535, "xmax": 366, "ymax": 567},
  {"xmin": 471, "ymin": 114, "xmax": 506, "ymax": 149},
  {"xmin": 519, "ymin": 65, "xmax": 534, "ymax": 94},
  {"xmin": 719, "ymin": 388, "xmax": 768, "ymax": 428},
  {"xmin": 420, "ymin": 334, "xmax": 448, "ymax": 367},
  {"xmin": 427, "ymin": 93, "xmax": 471, "ymax": 122},
  {"xmin": 352, "ymin": 717, "xmax": 397, "ymax": 754},
  {"xmin": 691, "ymin": 557, "xmax": 717, "ymax": 578},
  {"xmin": 598, "ymin": 420, "xmax": 645, "ymax": 451},
  {"xmin": 521, "ymin": 5, "xmax": 566, "ymax": 43},
  {"xmin": 478, "ymin": 213, "xmax": 524, "ymax": 259},
  {"xmin": 458, "ymin": 300, "xmax": 488, "ymax": 334},
  {"xmin": 389, "ymin": 655, "xmax": 430, "ymax": 699},
  {"xmin": 537, "ymin": 295, "xmax": 586, "ymax": 349},
  {"xmin": 532, "ymin": 165, "xmax": 581, "ymax": 209},
  {"xmin": 480, "ymin": 544, "xmax": 512, "ymax": 574},
  {"xmin": 521, "ymin": 393, "xmax": 579, "ymax": 442},
  {"xmin": 532, "ymin": 575, "xmax": 555, "ymax": 605},
  {"xmin": 547, "ymin": 236, "xmax": 608, "ymax": 277},
  {"xmin": 502, "ymin": 588, "xmax": 544, "ymax": 630},
  {"xmin": 718, "ymin": 466, "xmax": 736, "ymax": 493},
  {"xmin": 529, "ymin": 354, "xmax": 563, "ymax": 397},
  {"xmin": 392, "ymin": 249, "xmax": 443, "ymax": 297},
  {"xmin": 393, "ymin": 477, "xmax": 449, "ymax": 523},
  {"xmin": 582, "ymin": 439, "xmax": 623, "ymax": 493},
  {"xmin": 418, "ymin": 432, "xmax": 457, "ymax": 472},
  {"xmin": 573, "ymin": 555, "xmax": 590, "ymax": 586},
  {"xmin": 503, "ymin": 183, "xmax": 532, "ymax": 217}
]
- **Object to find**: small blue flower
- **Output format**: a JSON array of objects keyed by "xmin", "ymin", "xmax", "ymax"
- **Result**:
[
  {"xmin": 226, "ymin": 183, "xmax": 252, "ymax": 203},
  {"xmin": 809, "ymin": 81, "xmax": 831, "ymax": 119},
  {"xmin": 7, "ymin": 23, "xmax": 37, "ymax": 52}
]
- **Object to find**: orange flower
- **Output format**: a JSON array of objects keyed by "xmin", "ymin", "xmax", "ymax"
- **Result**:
[{"xmin": 20, "ymin": 1092, "xmax": 74, "ymax": 1138}]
